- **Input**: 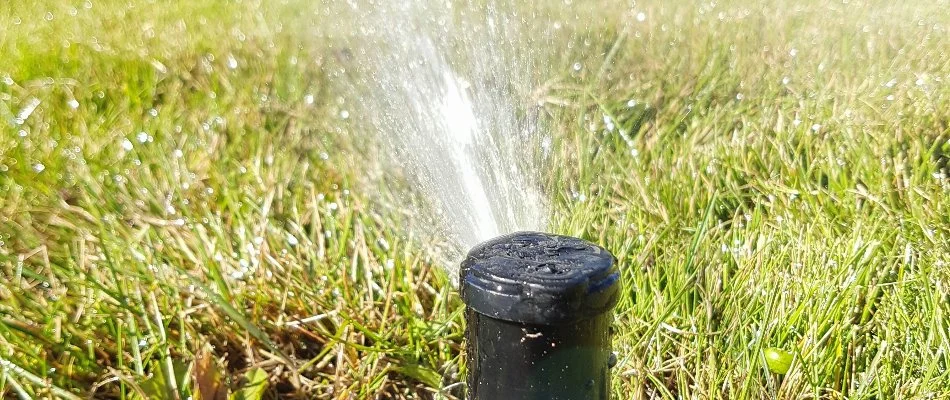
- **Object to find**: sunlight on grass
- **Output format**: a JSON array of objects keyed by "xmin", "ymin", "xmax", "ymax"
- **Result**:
[{"xmin": 1, "ymin": 0, "xmax": 949, "ymax": 398}]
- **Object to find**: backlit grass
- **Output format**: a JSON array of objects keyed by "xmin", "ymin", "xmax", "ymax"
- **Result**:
[{"xmin": 1, "ymin": 0, "xmax": 948, "ymax": 398}]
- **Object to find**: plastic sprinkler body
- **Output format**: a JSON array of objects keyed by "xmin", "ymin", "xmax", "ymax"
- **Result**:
[{"xmin": 460, "ymin": 232, "xmax": 621, "ymax": 400}]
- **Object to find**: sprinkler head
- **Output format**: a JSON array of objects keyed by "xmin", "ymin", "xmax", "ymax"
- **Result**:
[{"xmin": 460, "ymin": 231, "xmax": 620, "ymax": 400}]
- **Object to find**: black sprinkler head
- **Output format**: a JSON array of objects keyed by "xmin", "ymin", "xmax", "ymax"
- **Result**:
[{"xmin": 460, "ymin": 231, "xmax": 620, "ymax": 400}]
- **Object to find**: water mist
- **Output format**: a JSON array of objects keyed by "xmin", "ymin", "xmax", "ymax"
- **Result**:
[{"xmin": 328, "ymin": 1, "xmax": 553, "ymax": 270}]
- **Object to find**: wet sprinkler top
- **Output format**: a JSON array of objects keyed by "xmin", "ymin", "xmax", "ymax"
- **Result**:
[{"xmin": 460, "ymin": 231, "xmax": 620, "ymax": 325}]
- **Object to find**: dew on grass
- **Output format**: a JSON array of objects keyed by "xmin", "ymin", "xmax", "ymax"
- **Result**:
[
  {"xmin": 340, "ymin": 110, "xmax": 350, "ymax": 119},
  {"xmin": 287, "ymin": 234, "xmax": 299, "ymax": 246},
  {"xmin": 120, "ymin": 138, "xmax": 133, "ymax": 151},
  {"xmin": 227, "ymin": 54, "xmax": 238, "ymax": 69},
  {"xmin": 572, "ymin": 62, "xmax": 582, "ymax": 71},
  {"xmin": 636, "ymin": 12, "xmax": 646, "ymax": 22},
  {"xmin": 886, "ymin": 94, "xmax": 895, "ymax": 101},
  {"xmin": 811, "ymin": 123, "xmax": 821, "ymax": 132},
  {"xmin": 33, "ymin": 163, "xmax": 45, "ymax": 173},
  {"xmin": 173, "ymin": 149, "xmax": 183, "ymax": 158},
  {"xmin": 16, "ymin": 98, "xmax": 41, "ymax": 124},
  {"xmin": 782, "ymin": 76, "xmax": 791, "ymax": 85},
  {"xmin": 603, "ymin": 115, "xmax": 615, "ymax": 131},
  {"xmin": 789, "ymin": 48, "xmax": 798, "ymax": 57},
  {"xmin": 304, "ymin": 94, "xmax": 314, "ymax": 104},
  {"xmin": 67, "ymin": 99, "xmax": 79, "ymax": 109},
  {"xmin": 137, "ymin": 132, "xmax": 148, "ymax": 143}
]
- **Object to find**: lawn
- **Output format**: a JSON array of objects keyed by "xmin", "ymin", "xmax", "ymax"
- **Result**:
[{"xmin": 1, "ymin": 0, "xmax": 949, "ymax": 398}]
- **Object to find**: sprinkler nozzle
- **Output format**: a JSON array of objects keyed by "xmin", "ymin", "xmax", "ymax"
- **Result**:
[{"xmin": 460, "ymin": 231, "xmax": 620, "ymax": 400}]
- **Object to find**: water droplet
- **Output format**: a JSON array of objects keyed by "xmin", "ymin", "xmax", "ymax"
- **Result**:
[
  {"xmin": 287, "ymin": 234, "xmax": 299, "ymax": 246},
  {"xmin": 16, "ymin": 98, "xmax": 41, "ymax": 124},
  {"xmin": 304, "ymin": 94, "xmax": 314, "ymax": 105},
  {"xmin": 227, "ymin": 54, "xmax": 238, "ymax": 69},
  {"xmin": 136, "ymin": 132, "xmax": 148, "ymax": 143},
  {"xmin": 811, "ymin": 123, "xmax": 821, "ymax": 132},
  {"xmin": 789, "ymin": 48, "xmax": 798, "ymax": 57},
  {"xmin": 885, "ymin": 94, "xmax": 895, "ymax": 101},
  {"xmin": 782, "ymin": 76, "xmax": 791, "ymax": 85},
  {"xmin": 735, "ymin": 93, "xmax": 744, "ymax": 100},
  {"xmin": 636, "ymin": 12, "xmax": 646, "ymax": 22},
  {"xmin": 33, "ymin": 163, "xmax": 45, "ymax": 173},
  {"xmin": 120, "ymin": 138, "xmax": 133, "ymax": 151},
  {"xmin": 67, "ymin": 99, "xmax": 79, "ymax": 109},
  {"xmin": 173, "ymin": 149, "xmax": 183, "ymax": 158},
  {"xmin": 340, "ymin": 110, "xmax": 350, "ymax": 119},
  {"xmin": 572, "ymin": 62, "xmax": 582, "ymax": 71}
]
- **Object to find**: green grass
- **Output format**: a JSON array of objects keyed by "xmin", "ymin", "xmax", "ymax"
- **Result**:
[{"xmin": 2, "ymin": 0, "xmax": 949, "ymax": 398}]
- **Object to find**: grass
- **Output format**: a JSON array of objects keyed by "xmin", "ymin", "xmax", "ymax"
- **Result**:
[{"xmin": 1, "ymin": 0, "xmax": 949, "ymax": 398}]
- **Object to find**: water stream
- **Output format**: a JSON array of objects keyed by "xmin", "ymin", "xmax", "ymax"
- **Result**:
[{"xmin": 328, "ymin": 1, "xmax": 556, "ymax": 267}]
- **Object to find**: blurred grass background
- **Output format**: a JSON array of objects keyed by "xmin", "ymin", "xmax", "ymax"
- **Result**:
[{"xmin": 1, "ymin": 0, "xmax": 949, "ymax": 398}]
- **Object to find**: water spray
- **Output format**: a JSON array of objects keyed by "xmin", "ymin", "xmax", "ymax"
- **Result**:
[{"xmin": 460, "ymin": 232, "xmax": 620, "ymax": 399}]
